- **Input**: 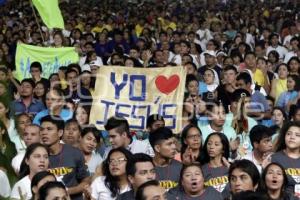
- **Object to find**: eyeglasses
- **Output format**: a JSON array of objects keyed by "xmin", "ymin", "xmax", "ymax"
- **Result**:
[
  {"xmin": 108, "ymin": 158, "xmax": 127, "ymax": 165},
  {"xmin": 186, "ymin": 134, "xmax": 201, "ymax": 139}
]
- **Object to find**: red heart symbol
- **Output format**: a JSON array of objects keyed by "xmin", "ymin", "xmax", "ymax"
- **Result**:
[{"xmin": 155, "ymin": 75, "xmax": 180, "ymax": 95}]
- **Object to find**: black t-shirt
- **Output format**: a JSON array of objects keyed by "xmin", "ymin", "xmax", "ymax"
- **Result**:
[
  {"xmin": 63, "ymin": 87, "xmax": 92, "ymax": 104},
  {"xmin": 48, "ymin": 144, "xmax": 89, "ymax": 200},
  {"xmin": 201, "ymin": 163, "xmax": 230, "ymax": 197},
  {"xmin": 155, "ymin": 159, "xmax": 182, "ymax": 190},
  {"xmin": 30, "ymin": 77, "xmax": 50, "ymax": 89},
  {"xmin": 167, "ymin": 186, "xmax": 223, "ymax": 200},
  {"xmin": 116, "ymin": 190, "xmax": 134, "ymax": 200},
  {"xmin": 216, "ymin": 84, "xmax": 234, "ymax": 113},
  {"xmin": 271, "ymin": 151, "xmax": 300, "ymax": 195}
]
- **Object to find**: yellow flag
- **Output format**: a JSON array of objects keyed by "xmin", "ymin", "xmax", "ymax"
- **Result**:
[{"xmin": 32, "ymin": 0, "xmax": 64, "ymax": 29}]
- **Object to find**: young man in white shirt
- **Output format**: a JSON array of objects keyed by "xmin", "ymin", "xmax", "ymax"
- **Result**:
[
  {"xmin": 104, "ymin": 116, "xmax": 153, "ymax": 158},
  {"xmin": 266, "ymin": 33, "xmax": 288, "ymax": 60},
  {"xmin": 242, "ymin": 125, "xmax": 273, "ymax": 174}
]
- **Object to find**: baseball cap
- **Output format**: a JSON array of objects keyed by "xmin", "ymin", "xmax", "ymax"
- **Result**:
[
  {"xmin": 90, "ymin": 59, "xmax": 102, "ymax": 67},
  {"xmin": 81, "ymin": 64, "xmax": 91, "ymax": 72},
  {"xmin": 204, "ymin": 50, "xmax": 216, "ymax": 57}
]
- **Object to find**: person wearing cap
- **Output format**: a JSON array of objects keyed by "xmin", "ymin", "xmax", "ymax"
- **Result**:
[
  {"xmin": 216, "ymin": 50, "xmax": 227, "ymax": 67},
  {"xmin": 198, "ymin": 49, "xmax": 222, "ymax": 80},
  {"xmin": 89, "ymin": 60, "xmax": 102, "ymax": 75},
  {"xmin": 266, "ymin": 33, "xmax": 288, "ymax": 60},
  {"xmin": 199, "ymin": 39, "xmax": 220, "ymax": 66},
  {"xmin": 10, "ymin": 79, "xmax": 45, "ymax": 117},
  {"xmin": 241, "ymin": 125, "xmax": 273, "ymax": 174}
]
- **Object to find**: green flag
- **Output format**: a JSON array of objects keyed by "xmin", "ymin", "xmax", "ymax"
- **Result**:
[
  {"xmin": 15, "ymin": 43, "xmax": 79, "ymax": 81},
  {"xmin": 32, "ymin": 0, "xmax": 64, "ymax": 29}
]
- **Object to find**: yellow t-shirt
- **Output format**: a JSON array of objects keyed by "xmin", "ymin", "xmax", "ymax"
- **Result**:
[
  {"xmin": 275, "ymin": 79, "xmax": 287, "ymax": 100},
  {"xmin": 92, "ymin": 25, "xmax": 112, "ymax": 33},
  {"xmin": 253, "ymin": 69, "xmax": 265, "ymax": 87}
]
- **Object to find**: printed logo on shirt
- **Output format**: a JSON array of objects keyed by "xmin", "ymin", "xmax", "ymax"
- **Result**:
[
  {"xmin": 48, "ymin": 167, "xmax": 73, "ymax": 176},
  {"xmin": 204, "ymin": 176, "xmax": 228, "ymax": 192},
  {"xmin": 285, "ymin": 168, "xmax": 300, "ymax": 183},
  {"xmin": 159, "ymin": 180, "xmax": 178, "ymax": 190}
]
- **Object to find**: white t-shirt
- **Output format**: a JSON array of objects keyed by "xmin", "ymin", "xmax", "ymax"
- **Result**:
[
  {"xmin": 266, "ymin": 45, "xmax": 288, "ymax": 59},
  {"xmin": 103, "ymin": 139, "xmax": 154, "ymax": 159},
  {"xmin": 0, "ymin": 169, "xmax": 11, "ymax": 198},
  {"xmin": 10, "ymin": 175, "xmax": 32, "ymax": 200},
  {"xmin": 242, "ymin": 152, "xmax": 263, "ymax": 174},
  {"xmin": 284, "ymin": 51, "xmax": 297, "ymax": 63},
  {"xmin": 11, "ymin": 151, "xmax": 26, "ymax": 174},
  {"xmin": 91, "ymin": 176, "xmax": 130, "ymax": 200}
]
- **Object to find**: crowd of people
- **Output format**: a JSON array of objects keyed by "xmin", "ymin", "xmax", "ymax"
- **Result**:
[{"xmin": 0, "ymin": 0, "xmax": 300, "ymax": 199}]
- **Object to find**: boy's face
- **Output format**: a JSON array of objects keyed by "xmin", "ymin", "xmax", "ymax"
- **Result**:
[{"xmin": 254, "ymin": 136, "xmax": 272, "ymax": 154}]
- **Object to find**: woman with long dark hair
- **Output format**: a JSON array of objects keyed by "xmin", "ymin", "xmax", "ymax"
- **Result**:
[
  {"xmin": 180, "ymin": 124, "xmax": 202, "ymax": 165},
  {"xmin": 10, "ymin": 143, "xmax": 49, "ymax": 200},
  {"xmin": 0, "ymin": 97, "xmax": 25, "ymax": 153},
  {"xmin": 90, "ymin": 147, "xmax": 132, "ymax": 199},
  {"xmin": 276, "ymin": 74, "xmax": 300, "ymax": 112},
  {"xmin": 271, "ymin": 121, "xmax": 300, "ymax": 197},
  {"xmin": 201, "ymin": 132, "xmax": 231, "ymax": 194},
  {"xmin": 259, "ymin": 162, "xmax": 293, "ymax": 200},
  {"xmin": 73, "ymin": 103, "xmax": 90, "ymax": 125},
  {"xmin": 270, "ymin": 107, "xmax": 288, "ymax": 143}
]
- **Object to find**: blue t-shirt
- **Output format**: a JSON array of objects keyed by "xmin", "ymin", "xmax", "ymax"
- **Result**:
[
  {"xmin": 10, "ymin": 98, "xmax": 45, "ymax": 117},
  {"xmin": 250, "ymin": 91, "xmax": 269, "ymax": 112},
  {"xmin": 33, "ymin": 109, "xmax": 73, "ymax": 125},
  {"xmin": 276, "ymin": 91, "xmax": 298, "ymax": 109}
]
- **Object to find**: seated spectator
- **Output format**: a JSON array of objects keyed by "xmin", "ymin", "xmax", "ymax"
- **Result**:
[
  {"xmin": 33, "ymin": 88, "xmax": 73, "ymax": 125},
  {"xmin": 117, "ymin": 153, "xmax": 156, "ymax": 200},
  {"xmin": 149, "ymin": 127, "xmax": 182, "ymax": 190},
  {"xmin": 167, "ymin": 163, "xmax": 223, "ymax": 200},
  {"xmin": 10, "ymin": 79, "xmax": 45, "ymax": 117},
  {"xmin": 90, "ymin": 147, "xmax": 132, "ymax": 199}
]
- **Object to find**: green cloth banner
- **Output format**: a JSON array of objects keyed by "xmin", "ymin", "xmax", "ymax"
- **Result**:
[
  {"xmin": 32, "ymin": 0, "xmax": 64, "ymax": 29},
  {"xmin": 15, "ymin": 43, "xmax": 79, "ymax": 81}
]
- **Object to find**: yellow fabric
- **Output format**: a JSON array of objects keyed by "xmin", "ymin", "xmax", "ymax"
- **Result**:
[
  {"xmin": 75, "ymin": 23, "xmax": 84, "ymax": 32},
  {"xmin": 158, "ymin": 17, "xmax": 177, "ymax": 31},
  {"xmin": 135, "ymin": 24, "xmax": 144, "ymax": 37},
  {"xmin": 253, "ymin": 69, "xmax": 265, "ymax": 86},
  {"xmin": 275, "ymin": 79, "xmax": 287, "ymax": 100},
  {"xmin": 92, "ymin": 25, "xmax": 112, "ymax": 33},
  {"xmin": 60, "ymin": 79, "xmax": 68, "ymax": 90}
]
